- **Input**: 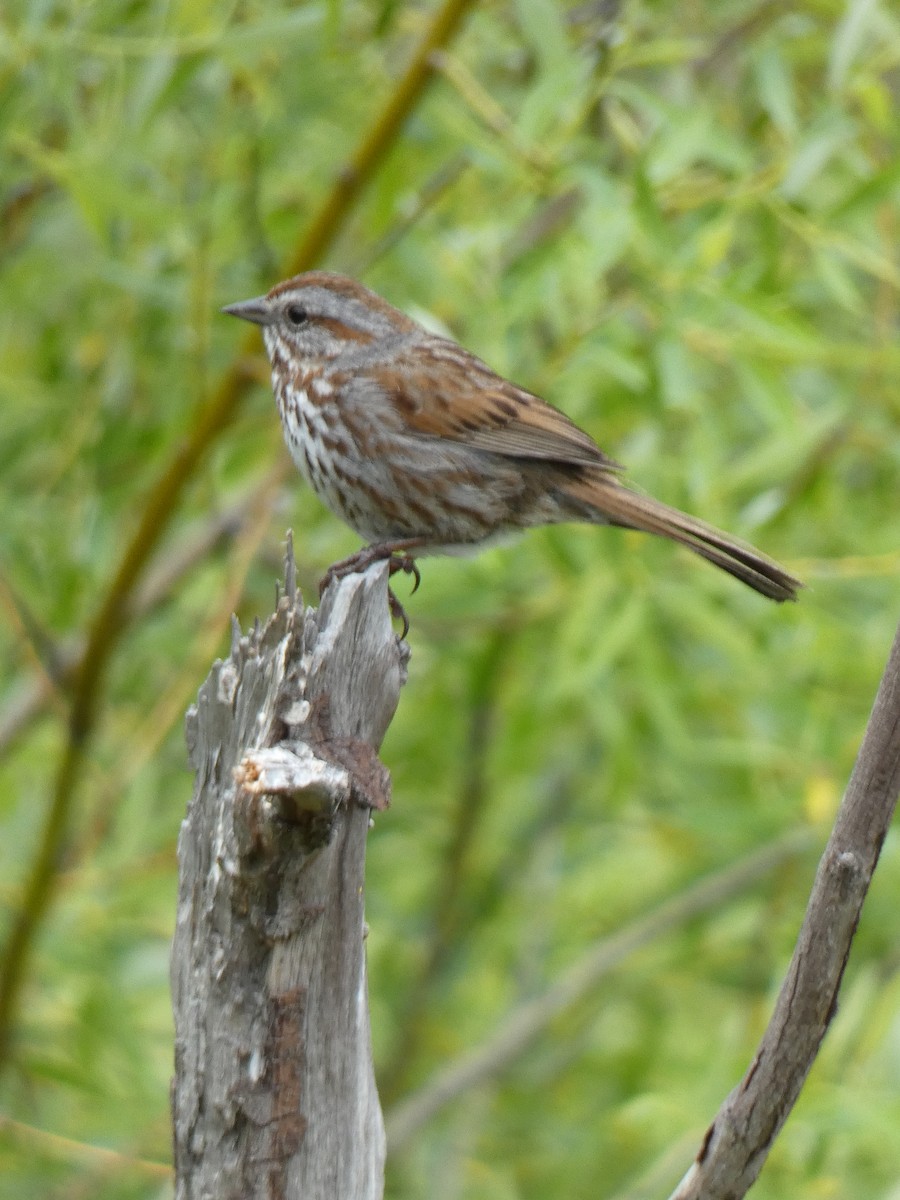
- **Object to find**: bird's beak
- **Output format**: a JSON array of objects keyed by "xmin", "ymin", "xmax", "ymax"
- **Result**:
[{"xmin": 221, "ymin": 296, "xmax": 272, "ymax": 326}]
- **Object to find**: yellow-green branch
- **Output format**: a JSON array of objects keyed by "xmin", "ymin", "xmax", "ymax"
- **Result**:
[{"xmin": 0, "ymin": 0, "xmax": 477, "ymax": 1071}]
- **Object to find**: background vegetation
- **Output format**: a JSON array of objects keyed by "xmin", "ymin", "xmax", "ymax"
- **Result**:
[{"xmin": 2, "ymin": 0, "xmax": 899, "ymax": 1196}]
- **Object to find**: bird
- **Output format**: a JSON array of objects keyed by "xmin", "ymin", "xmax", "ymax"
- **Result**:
[{"xmin": 223, "ymin": 271, "xmax": 800, "ymax": 632}]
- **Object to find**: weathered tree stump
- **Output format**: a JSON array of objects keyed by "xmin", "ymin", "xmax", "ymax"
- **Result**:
[{"xmin": 171, "ymin": 554, "xmax": 405, "ymax": 1200}]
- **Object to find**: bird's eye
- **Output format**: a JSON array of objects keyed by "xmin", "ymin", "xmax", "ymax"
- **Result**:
[{"xmin": 286, "ymin": 304, "xmax": 309, "ymax": 327}]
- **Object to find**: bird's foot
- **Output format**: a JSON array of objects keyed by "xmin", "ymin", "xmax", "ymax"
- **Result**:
[{"xmin": 319, "ymin": 539, "xmax": 425, "ymax": 638}]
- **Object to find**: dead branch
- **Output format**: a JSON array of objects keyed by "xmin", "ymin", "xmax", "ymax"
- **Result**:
[
  {"xmin": 669, "ymin": 619, "xmax": 900, "ymax": 1199},
  {"xmin": 171, "ymin": 555, "xmax": 406, "ymax": 1200}
]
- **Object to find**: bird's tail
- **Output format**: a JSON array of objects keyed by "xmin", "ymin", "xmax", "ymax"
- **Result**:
[{"xmin": 562, "ymin": 475, "xmax": 801, "ymax": 603}]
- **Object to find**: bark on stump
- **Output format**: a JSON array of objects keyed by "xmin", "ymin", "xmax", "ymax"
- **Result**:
[{"xmin": 171, "ymin": 560, "xmax": 404, "ymax": 1200}]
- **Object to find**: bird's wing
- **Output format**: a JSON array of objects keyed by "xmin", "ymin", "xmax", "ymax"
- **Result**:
[{"xmin": 371, "ymin": 341, "xmax": 620, "ymax": 470}]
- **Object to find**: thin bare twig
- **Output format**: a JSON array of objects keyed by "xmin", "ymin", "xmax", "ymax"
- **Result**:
[{"xmin": 669, "ymin": 620, "xmax": 900, "ymax": 1200}]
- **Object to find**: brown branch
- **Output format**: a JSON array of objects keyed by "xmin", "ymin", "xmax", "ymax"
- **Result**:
[
  {"xmin": 0, "ymin": 0, "xmax": 477, "ymax": 1071},
  {"xmin": 669, "ymin": 620, "xmax": 900, "ymax": 1200},
  {"xmin": 385, "ymin": 830, "xmax": 813, "ymax": 1153}
]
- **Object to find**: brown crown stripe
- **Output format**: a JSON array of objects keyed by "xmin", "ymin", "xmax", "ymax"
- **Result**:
[
  {"xmin": 270, "ymin": 272, "xmax": 370, "ymax": 301},
  {"xmin": 270, "ymin": 272, "xmax": 417, "ymax": 327}
]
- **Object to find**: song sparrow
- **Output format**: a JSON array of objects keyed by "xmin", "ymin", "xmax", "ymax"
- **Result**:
[{"xmin": 224, "ymin": 272, "xmax": 800, "ymax": 630}]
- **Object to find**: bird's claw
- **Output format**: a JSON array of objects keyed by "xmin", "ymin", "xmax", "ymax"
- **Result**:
[
  {"xmin": 318, "ymin": 543, "xmax": 422, "ymax": 638},
  {"xmin": 387, "ymin": 588, "xmax": 411, "ymax": 639},
  {"xmin": 386, "ymin": 555, "xmax": 419, "ymax": 636},
  {"xmin": 388, "ymin": 553, "xmax": 421, "ymax": 595}
]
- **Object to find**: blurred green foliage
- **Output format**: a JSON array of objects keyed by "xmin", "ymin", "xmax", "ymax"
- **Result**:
[{"xmin": 2, "ymin": 0, "xmax": 899, "ymax": 1197}]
